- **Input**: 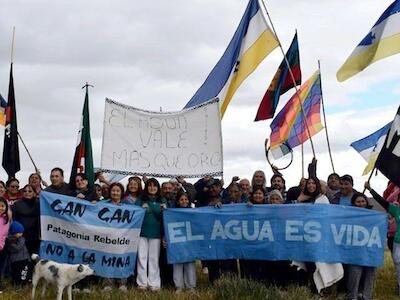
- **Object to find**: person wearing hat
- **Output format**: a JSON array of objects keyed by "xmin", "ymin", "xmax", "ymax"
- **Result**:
[
  {"xmin": 204, "ymin": 178, "xmax": 238, "ymax": 283},
  {"xmin": 6, "ymin": 221, "xmax": 32, "ymax": 285}
]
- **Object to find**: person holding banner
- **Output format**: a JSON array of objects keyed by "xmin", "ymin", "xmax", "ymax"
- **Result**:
[
  {"xmin": 135, "ymin": 178, "xmax": 166, "ymax": 291},
  {"xmin": 346, "ymin": 192, "xmax": 376, "ymax": 300},
  {"xmin": 365, "ymin": 181, "xmax": 400, "ymax": 296},
  {"xmin": 250, "ymin": 187, "xmax": 266, "ymax": 205},
  {"xmin": 124, "ymin": 176, "xmax": 143, "ymax": 204},
  {"xmin": 172, "ymin": 192, "xmax": 196, "ymax": 292},
  {"xmin": 240, "ymin": 187, "xmax": 268, "ymax": 281},
  {"xmin": 103, "ymin": 182, "xmax": 130, "ymax": 292},
  {"xmin": 71, "ymin": 173, "xmax": 97, "ymax": 202},
  {"xmin": 204, "ymin": 179, "xmax": 238, "ymax": 283},
  {"xmin": 224, "ymin": 182, "xmax": 242, "ymax": 204},
  {"xmin": 293, "ymin": 177, "xmax": 343, "ymax": 293}
]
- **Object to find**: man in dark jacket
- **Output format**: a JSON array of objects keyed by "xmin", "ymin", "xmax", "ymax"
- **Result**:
[{"xmin": 44, "ymin": 168, "xmax": 72, "ymax": 196}]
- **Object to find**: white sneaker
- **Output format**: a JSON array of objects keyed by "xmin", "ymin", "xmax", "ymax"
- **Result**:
[
  {"xmin": 119, "ymin": 285, "xmax": 128, "ymax": 293},
  {"xmin": 72, "ymin": 288, "xmax": 81, "ymax": 293},
  {"xmin": 175, "ymin": 288, "xmax": 182, "ymax": 294},
  {"xmin": 137, "ymin": 285, "xmax": 147, "ymax": 290},
  {"xmin": 202, "ymin": 267, "xmax": 209, "ymax": 274},
  {"xmin": 82, "ymin": 288, "xmax": 91, "ymax": 294},
  {"xmin": 149, "ymin": 286, "xmax": 160, "ymax": 291},
  {"xmin": 103, "ymin": 286, "xmax": 112, "ymax": 292}
]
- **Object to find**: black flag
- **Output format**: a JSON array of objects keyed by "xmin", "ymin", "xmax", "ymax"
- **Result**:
[
  {"xmin": 375, "ymin": 106, "xmax": 400, "ymax": 187},
  {"xmin": 2, "ymin": 63, "xmax": 20, "ymax": 178}
]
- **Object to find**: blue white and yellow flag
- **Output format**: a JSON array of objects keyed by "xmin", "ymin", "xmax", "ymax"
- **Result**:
[
  {"xmin": 350, "ymin": 122, "xmax": 392, "ymax": 175},
  {"xmin": 184, "ymin": 0, "xmax": 278, "ymax": 117},
  {"xmin": 337, "ymin": 0, "xmax": 400, "ymax": 82}
]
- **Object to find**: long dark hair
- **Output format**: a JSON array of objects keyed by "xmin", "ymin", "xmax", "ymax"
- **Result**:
[
  {"xmin": 351, "ymin": 192, "xmax": 370, "ymax": 208},
  {"xmin": 143, "ymin": 178, "xmax": 161, "ymax": 200},
  {"xmin": 126, "ymin": 176, "xmax": 143, "ymax": 197},
  {"xmin": 0, "ymin": 197, "xmax": 9, "ymax": 224},
  {"xmin": 175, "ymin": 192, "xmax": 191, "ymax": 208},
  {"xmin": 303, "ymin": 177, "xmax": 321, "ymax": 203}
]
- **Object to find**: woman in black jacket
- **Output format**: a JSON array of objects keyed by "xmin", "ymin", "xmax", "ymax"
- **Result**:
[{"xmin": 12, "ymin": 184, "xmax": 40, "ymax": 255}]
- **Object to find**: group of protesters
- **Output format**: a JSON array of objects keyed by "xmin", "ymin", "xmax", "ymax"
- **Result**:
[{"xmin": 0, "ymin": 165, "xmax": 398, "ymax": 299}]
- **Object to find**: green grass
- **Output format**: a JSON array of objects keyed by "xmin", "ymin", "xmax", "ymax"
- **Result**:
[{"xmin": 1, "ymin": 252, "xmax": 397, "ymax": 300}]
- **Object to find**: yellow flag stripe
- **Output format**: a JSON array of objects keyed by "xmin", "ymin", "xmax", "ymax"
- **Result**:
[
  {"xmin": 337, "ymin": 33, "xmax": 400, "ymax": 82},
  {"xmin": 220, "ymin": 30, "xmax": 278, "ymax": 117}
]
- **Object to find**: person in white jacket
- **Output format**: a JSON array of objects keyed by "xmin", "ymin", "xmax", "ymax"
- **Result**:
[{"xmin": 294, "ymin": 177, "xmax": 343, "ymax": 293}]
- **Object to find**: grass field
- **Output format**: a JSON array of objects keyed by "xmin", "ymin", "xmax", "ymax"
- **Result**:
[{"xmin": 1, "ymin": 252, "xmax": 398, "ymax": 300}]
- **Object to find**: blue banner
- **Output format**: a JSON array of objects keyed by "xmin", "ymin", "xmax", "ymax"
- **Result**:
[
  {"xmin": 164, "ymin": 204, "xmax": 387, "ymax": 267},
  {"xmin": 40, "ymin": 191, "xmax": 145, "ymax": 278}
]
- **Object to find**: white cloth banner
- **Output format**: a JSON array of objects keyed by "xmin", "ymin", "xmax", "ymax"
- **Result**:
[{"xmin": 101, "ymin": 98, "xmax": 223, "ymax": 177}]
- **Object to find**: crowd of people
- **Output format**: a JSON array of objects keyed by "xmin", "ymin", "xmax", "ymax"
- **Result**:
[{"xmin": 0, "ymin": 166, "xmax": 398, "ymax": 299}]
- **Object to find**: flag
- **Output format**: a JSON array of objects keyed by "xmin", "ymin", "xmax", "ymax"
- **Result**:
[
  {"xmin": 350, "ymin": 122, "xmax": 392, "ymax": 175},
  {"xmin": 184, "ymin": 0, "xmax": 278, "ymax": 117},
  {"xmin": 69, "ymin": 87, "xmax": 94, "ymax": 187},
  {"xmin": 337, "ymin": 1, "xmax": 400, "ymax": 82},
  {"xmin": 255, "ymin": 32, "xmax": 301, "ymax": 121},
  {"xmin": 375, "ymin": 106, "xmax": 400, "ymax": 187},
  {"xmin": 269, "ymin": 71, "xmax": 323, "ymax": 159},
  {"xmin": 0, "ymin": 93, "xmax": 7, "ymax": 126},
  {"xmin": 2, "ymin": 64, "xmax": 20, "ymax": 178}
]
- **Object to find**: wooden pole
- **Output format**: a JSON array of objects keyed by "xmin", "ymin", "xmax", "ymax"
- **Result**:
[
  {"xmin": 258, "ymin": 1, "xmax": 316, "ymax": 159},
  {"xmin": 362, "ymin": 166, "xmax": 376, "ymax": 194},
  {"xmin": 17, "ymin": 132, "xmax": 38, "ymax": 173},
  {"xmin": 301, "ymin": 143, "xmax": 304, "ymax": 177},
  {"xmin": 318, "ymin": 60, "xmax": 335, "ymax": 173}
]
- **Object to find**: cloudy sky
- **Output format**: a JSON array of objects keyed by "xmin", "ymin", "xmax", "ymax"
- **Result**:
[{"xmin": 0, "ymin": 0, "xmax": 398, "ymax": 193}]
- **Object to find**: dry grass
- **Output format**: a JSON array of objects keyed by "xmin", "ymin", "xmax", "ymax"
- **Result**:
[{"xmin": 0, "ymin": 252, "xmax": 397, "ymax": 300}]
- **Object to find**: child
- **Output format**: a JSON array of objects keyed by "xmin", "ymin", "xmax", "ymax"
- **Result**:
[
  {"xmin": 6, "ymin": 221, "xmax": 32, "ymax": 286},
  {"xmin": 172, "ymin": 193, "xmax": 196, "ymax": 292},
  {"xmin": 0, "ymin": 198, "xmax": 11, "ymax": 293},
  {"xmin": 346, "ymin": 192, "xmax": 376, "ymax": 300}
]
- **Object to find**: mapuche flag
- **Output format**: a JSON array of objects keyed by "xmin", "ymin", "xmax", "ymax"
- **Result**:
[
  {"xmin": 69, "ymin": 86, "xmax": 94, "ymax": 187},
  {"xmin": 255, "ymin": 33, "xmax": 301, "ymax": 121},
  {"xmin": 375, "ymin": 106, "xmax": 400, "ymax": 187},
  {"xmin": 2, "ymin": 63, "xmax": 20, "ymax": 178}
]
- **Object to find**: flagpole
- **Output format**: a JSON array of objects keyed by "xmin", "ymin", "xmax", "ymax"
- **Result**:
[
  {"xmin": 10, "ymin": 26, "xmax": 15, "ymax": 64},
  {"xmin": 8, "ymin": 27, "xmax": 39, "ymax": 173},
  {"xmin": 258, "ymin": 1, "xmax": 316, "ymax": 159},
  {"xmin": 318, "ymin": 60, "xmax": 335, "ymax": 173},
  {"xmin": 301, "ymin": 144, "xmax": 304, "ymax": 177},
  {"xmin": 362, "ymin": 166, "xmax": 376, "ymax": 194},
  {"xmin": 17, "ymin": 132, "xmax": 39, "ymax": 172}
]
